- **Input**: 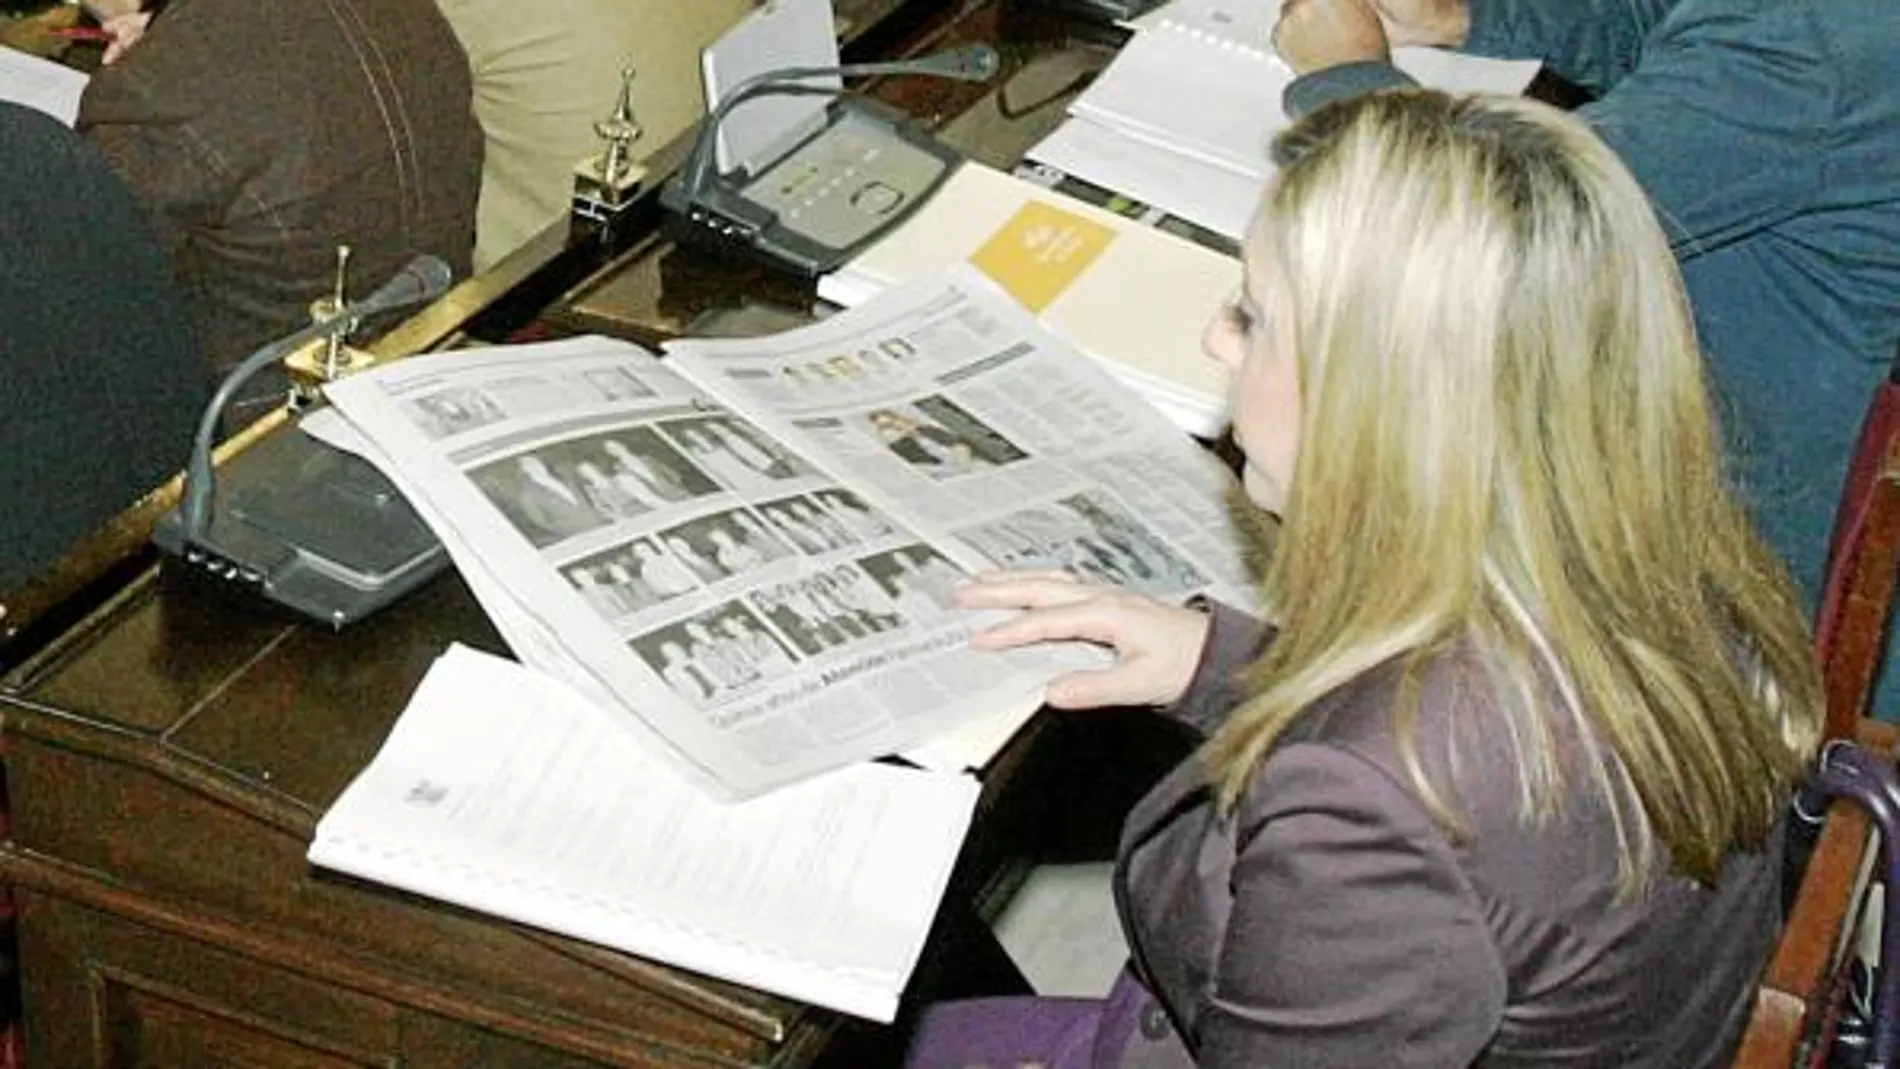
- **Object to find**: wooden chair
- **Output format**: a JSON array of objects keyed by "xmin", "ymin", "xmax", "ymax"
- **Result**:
[
  {"xmin": 1732, "ymin": 348, "xmax": 1900, "ymax": 1069},
  {"xmin": 1814, "ymin": 354, "xmax": 1900, "ymax": 740}
]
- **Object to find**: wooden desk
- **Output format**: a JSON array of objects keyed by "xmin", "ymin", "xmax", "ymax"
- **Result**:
[{"xmin": 0, "ymin": 4, "xmax": 1178, "ymax": 1066}]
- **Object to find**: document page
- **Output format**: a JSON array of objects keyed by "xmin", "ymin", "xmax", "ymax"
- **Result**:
[
  {"xmin": 665, "ymin": 266, "xmax": 1258, "ymax": 609},
  {"xmin": 310, "ymin": 644, "xmax": 979, "ymax": 1022},
  {"xmin": 319, "ymin": 336, "xmax": 1080, "ymax": 800},
  {"xmin": 1026, "ymin": 115, "xmax": 1263, "ymax": 241},
  {"xmin": 820, "ymin": 162, "xmax": 1238, "ymax": 438}
]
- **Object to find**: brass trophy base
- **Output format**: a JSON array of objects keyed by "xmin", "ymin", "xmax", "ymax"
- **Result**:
[
  {"xmin": 573, "ymin": 154, "xmax": 649, "ymax": 225},
  {"xmin": 283, "ymin": 338, "xmax": 375, "ymax": 406}
]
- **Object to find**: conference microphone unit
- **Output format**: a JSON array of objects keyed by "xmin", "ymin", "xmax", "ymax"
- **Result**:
[
  {"xmin": 153, "ymin": 255, "xmax": 455, "ymax": 628},
  {"xmin": 660, "ymin": 44, "xmax": 1004, "ymax": 276}
]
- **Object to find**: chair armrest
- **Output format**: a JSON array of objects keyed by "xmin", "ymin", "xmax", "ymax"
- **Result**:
[{"xmin": 1734, "ymin": 734, "xmax": 1900, "ymax": 1068}]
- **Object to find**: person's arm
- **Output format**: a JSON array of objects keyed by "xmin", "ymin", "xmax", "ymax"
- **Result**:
[
  {"xmin": 1281, "ymin": 1, "xmax": 1836, "ymax": 258},
  {"xmin": 1455, "ymin": 0, "xmax": 1677, "ymax": 93},
  {"xmin": 75, "ymin": 59, "xmax": 220, "ymax": 269},
  {"xmin": 1196, "ymin": 741, "xmax": 1508, "ymax": 1067},
  {"xmin": 1282, "ymin": 0, "xmax": 1674, "ymax": 111},
  {"xmin": 1564, "ymin": 8, "xmax": 1835, "ymax": 257},
  {"xmin": 1159, "ymin": 599, "xmax": 1268, "ymax": 735}
]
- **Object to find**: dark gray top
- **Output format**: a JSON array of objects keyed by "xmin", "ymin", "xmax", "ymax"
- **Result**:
[
  {"xmin": 1108, "ymin": 602, "xmax": 1780, "ymax": 1066},
  {"xmin": 0, "ymin": 103, "xmax": 204, "ymax": 592}
]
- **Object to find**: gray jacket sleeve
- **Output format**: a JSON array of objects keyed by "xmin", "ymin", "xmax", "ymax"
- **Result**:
[
  {"xmin": 1283, "ymin": 0, "xmax": 1837, "ymax": 257},
  {"xmin": 1284, "ymin": 0, "xmax": 1673, "ymax": 113},
  {"xmin": 1162, "ymin": 600, "xmax": 1269, "ymax": 736},
  {"xmin": 1458, "ymin": 0, "xmax": 1678, "ymax": 93},
  {"xmin": 1198, "ymin": 741, "xmax": 1508, "ymax": 1068}
]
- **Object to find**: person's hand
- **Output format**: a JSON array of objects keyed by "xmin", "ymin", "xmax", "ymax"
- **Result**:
[
  {"xmin": 100, "ymin": 10, "xmax": 152, "ymax": 65},
  {"xmin": 1273, "ymin": 0, "xmax": 1390, "ymax": 75},
  {"xmin": 1364, "ymin": 0, "xmax": 1471, "ymax": 48},
  {"xmin": 956, "ymin": 570, "xmax": 1211, "ymax": 710}
]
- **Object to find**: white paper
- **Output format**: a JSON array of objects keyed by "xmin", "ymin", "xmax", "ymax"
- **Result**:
[
  {"xmin": 820, "ymin": 163, "xmax": 1237, "ymax": 438},
  {"xmin": 701, "ymin": 0, "xmax": 840, "ymax": 174},
  {"xmin": 1393, "ymin": 48, "xmax": 1544, "ymax": 96},
  {"xmin": 310, "ymin": 644, "xmax": 980, "ymax": 1022},
  {"xmin": 0, "ymin": 46, "xmax": 88, "ymax": 127},
  {"xmin": 306, "ymin": 404, "xmax": 1043, "ymax": 777},
  {"xmin": 1027, "ymin": 115, "xmax": 1263, "ymax": 241},
  {"xmin": 1070, "ymin": 25, "xmax": 1290, "ymax": 181},
  {"xmin": 665, "ymin": 266, "xmax": 1257, "ymax": 611},
  {"xmin": 899, "ymin": 694, "xmax": 1041, "ymax": 772},
  {"xmin": 1130, "ymin": 0, "xmax": 1281, "ymax": 47},
  {"xmin": 1069, "ymin": 13, "xmax": 1544, "ymax": 183},
  {"xmin": 321, "ymin": 335, "xmax": 1064, "ymax": 800}
]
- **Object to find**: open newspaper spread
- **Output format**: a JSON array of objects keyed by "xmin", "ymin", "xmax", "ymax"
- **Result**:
[{"xmin": 319, "ymin": 266, "xmax": 1254, "ymax": 800}]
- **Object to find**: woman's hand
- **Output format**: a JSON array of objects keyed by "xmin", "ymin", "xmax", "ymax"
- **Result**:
[
  {"xmin": 957, "ymin": 571, "xmax": 1211, "ymax": 710},
  {"xmin": 1273, "ymin": 0, "xmax": 1389, "ymax": 75}
]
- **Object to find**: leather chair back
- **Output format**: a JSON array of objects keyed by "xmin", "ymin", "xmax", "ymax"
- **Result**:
[{"xmin": 0, "ymin": 102, "xmax": 205, "ymax": 596}]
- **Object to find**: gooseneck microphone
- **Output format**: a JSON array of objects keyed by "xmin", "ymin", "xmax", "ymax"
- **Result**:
[
  {"xmin": 177, "ymin": 255, "xmax": 453, "ymax": 544},
  {"xmin": 660, "ymin": 43, "xmax": 1002, "ymax": 275},
  {"xmin": 672, "ymin": 43, "xmax": 1003, "ymax": 201}
]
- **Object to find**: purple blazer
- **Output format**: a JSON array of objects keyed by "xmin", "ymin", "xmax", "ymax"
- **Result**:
[{"xmin": 1107, "ymin": 603, "xmax": 1781, "ymax": 1067}]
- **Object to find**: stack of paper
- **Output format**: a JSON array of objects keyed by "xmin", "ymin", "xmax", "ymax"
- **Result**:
[
  {"xmin": 1027, "ymin": 0, "xmax": 1542, "ymax": 241},
  {"xmin": 311, "ymin": 644, "xmax": 980, "ymax": 1023},
  {"xmin": 821, "ymin": 163, "xmax": 1238, "ymax": 438}
]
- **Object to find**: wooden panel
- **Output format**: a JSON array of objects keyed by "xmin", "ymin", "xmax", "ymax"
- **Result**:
[
  {"xmin": 0, "ymin": 757, "xmax": 796, "ymax": 1066},
  {"xmin": 97, "ymin": 976, "xmax": 394, "ymax": 1069},
  {"xmin": 15, "ymin": 885, "xmax": 779, "ymax": 1069},
  {"xmin": 18, "ymin": 888, "xmax": 402, "ymax": 1068}
]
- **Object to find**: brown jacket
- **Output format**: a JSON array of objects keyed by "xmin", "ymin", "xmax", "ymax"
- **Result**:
[
  {"xmin": 77, "ymin": 0, "xmax": 480, "ymax": 391},
  {"xmin": 1110, "ymin": 603, "xmax": 1780, "ymax": 1067}
]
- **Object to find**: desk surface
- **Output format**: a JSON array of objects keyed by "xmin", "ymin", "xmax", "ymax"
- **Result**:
[
  {"xmin": 3, "ymin": 573, "xmax": 832, "ymax": 1066},
  {"xmin": 0, "ymin": 3, "xmax": 1138, "ymax": 1066}
]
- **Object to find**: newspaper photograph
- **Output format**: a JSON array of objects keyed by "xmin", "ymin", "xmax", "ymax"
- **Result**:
[
  {"xmin": 662, "ymin": 265, "xmax": 1256, "ymax": 608},
  {"xmin": 321, "ymin": 336, "xmax": 1079, "ymax": 801}
]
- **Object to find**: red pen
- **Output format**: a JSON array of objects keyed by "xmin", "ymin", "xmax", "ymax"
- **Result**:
[{"xmin": 50, "ymin": 26, "xmax": 116, "ymax": 43}]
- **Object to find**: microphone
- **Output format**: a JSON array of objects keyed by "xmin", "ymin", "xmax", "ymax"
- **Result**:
[
  {"xmin": 901, "ymin": 42, "xmax": 1004, "ymax": 81},
  {"xmin": 176, "ymin": 254, "xmax": 452, "ymax": 544},
  {"xmin": 664, "ymin": 43, "xmax": 1003, "ymax": 227},
  {"xmin": 350, "ymin": 255, "xmax": 454, "ymax": 321}
]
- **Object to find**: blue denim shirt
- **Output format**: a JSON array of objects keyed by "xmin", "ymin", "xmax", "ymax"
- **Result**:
[{"xmin": 1287, "ymin": 0, "xmax": 1900, "ymax": 617}]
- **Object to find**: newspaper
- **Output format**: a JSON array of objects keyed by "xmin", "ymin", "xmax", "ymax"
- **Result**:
[{"xmin": 319, "ymin": 266, "xmax": 1253, "ymax": 800}]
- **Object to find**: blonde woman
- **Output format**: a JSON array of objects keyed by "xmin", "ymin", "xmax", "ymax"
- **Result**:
[{"xmin": 908, "ymin": 91, "xmax": 1821, "ymax": 1068}]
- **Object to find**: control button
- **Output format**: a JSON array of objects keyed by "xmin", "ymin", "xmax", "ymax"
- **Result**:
[{"xmin": 850, "ymin": 181, "xmax": 905, "ymax": 215}]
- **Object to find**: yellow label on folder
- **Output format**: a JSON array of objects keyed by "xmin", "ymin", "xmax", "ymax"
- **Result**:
[{"xmin": 968, "ymin": 201, "xmax": 1119, "ymax": 313}]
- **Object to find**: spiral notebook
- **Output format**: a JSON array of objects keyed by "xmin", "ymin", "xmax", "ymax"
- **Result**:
[
  {"xmin": 309, "ymin": 644, "xmax": 980, "ymax": 1023},
  {"xmin": 1069, "ymin": 1, "xmax": 1542, "ymax": 182}
]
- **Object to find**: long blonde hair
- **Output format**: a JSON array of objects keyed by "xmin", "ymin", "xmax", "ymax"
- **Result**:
[{"xmin": 1207, "ymin": 92, "xmax": 1821, "ymax": 888}]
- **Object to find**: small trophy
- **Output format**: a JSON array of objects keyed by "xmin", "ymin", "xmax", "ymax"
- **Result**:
[
  {"xmin": 283, "ymin": 245, "xmax": 374, "ymax": 406},
  {"xmin": 573, "ymin": 67, "xmax": 648, "ymax": 226}
]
